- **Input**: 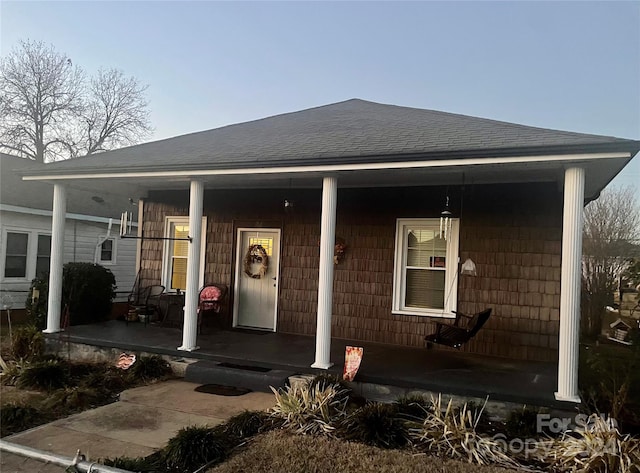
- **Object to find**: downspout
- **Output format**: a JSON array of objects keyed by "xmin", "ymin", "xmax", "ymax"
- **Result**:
[
  {"xmin": 94, "ymin": 218, "xmax": 113, "ymax": 264},
  {"xmin": 135, "ymin": 198, "xmax": 144, "ymax": 278}
]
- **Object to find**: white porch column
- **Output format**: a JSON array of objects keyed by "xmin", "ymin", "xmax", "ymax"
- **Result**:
[
  {"xmin": 44, "ymin": 183, "xmax": 67, "ymax": 333},
  {"xmin": 178, "ymin": 180, "xmax": 204, "ymax": 351},
  {"xmin": 312, "ymin": 176, "xmax": 338, "ymax": 369},
  {"xmin": 555, "ymin": 167, "xmax": 585, "ymax": 403}
]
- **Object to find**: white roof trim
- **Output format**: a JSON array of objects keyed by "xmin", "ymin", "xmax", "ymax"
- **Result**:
[
  {"xmin": 0, "ymin": 204, "xmax": 138, "ymax": 226},
  {"xmin": 22, "ymin": 152, "xmax": 631, "ymax": 181}
]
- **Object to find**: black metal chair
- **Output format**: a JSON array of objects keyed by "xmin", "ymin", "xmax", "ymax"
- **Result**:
[
  {"xmin": 127, "ymin": 285, "xmax": 165, "ymax": 325},
  {"xmin": 424, "ymin": 308, "xmax": 492, "ymax": 348}
]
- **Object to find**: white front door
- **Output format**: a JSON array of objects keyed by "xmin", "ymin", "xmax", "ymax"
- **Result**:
[{"xmin": 233, "ymin": 228, "xmax": 280, "ymax": 331}]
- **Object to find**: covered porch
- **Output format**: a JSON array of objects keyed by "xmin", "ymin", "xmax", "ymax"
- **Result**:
[{"xmin": 48, "ymin": 319, "xmax": 562, "ymax": 408}]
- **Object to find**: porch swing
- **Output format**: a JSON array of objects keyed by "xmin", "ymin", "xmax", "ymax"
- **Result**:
[
  {"xmin": 423, "ymin": 182, "xmax": 492, "ymax": 349},
  {"xmin": 424, "ymin": 308, "xmax": 492, "ymax": 349}
]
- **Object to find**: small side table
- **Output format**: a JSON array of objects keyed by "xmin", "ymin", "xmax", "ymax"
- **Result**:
[{"xmin": 159, "ymin": 293, "xmax": 185, "ymax": 327}]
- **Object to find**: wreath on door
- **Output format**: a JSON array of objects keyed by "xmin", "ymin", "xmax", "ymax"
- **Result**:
[{"xmin": 243, "ymin": 244, "xmax": 269, "ymax": 279}]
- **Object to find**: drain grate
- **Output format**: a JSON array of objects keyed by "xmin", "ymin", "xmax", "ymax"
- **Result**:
[
  {"xmin": 194, "ymin": 384, "xmax": 251, "ymax": 396},
  {"xmin": 218, "ymin": 362, "xmax": 271, "ymax": 372}
]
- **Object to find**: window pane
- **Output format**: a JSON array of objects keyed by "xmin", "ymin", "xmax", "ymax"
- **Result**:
[
  {"xmin": 171, "ymin": 257, "xmax": 187, "ymax": 290},
  {"xmin": 5, "ymin": 233, "xmax": 28, "ymax": 277},
  {"xmin": 100, "ymin": 239, "xmax": 113, "ymax": 261},
  {"xmin": 405, "ymin": 268, "xmax": 445, "ymax": 309},
  {"xmin": 37, "ymin": 235, "xmax": 51, "ymax": 257},
  {"xmin": 35, "ymin": 257, "xmax": 50, "ymax": 277},
  {"xmin": 406, "ymin": 228, "xmax": 446, "ymax": 267},
  {"xmin": 5, "ymin": 256, "xmax": 27, "ymax": 277},
  {"xmin": 7, "ymin": 233, "xmax": 28, "ymax": 254},
  {"xmin": 249, "ymin": 237, "xmax": 273, "ymax": 256}
]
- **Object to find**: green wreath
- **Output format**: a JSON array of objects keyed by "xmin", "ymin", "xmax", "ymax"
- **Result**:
[{"xmin": 243, "ymin": 244, "xmax": 269, "ymax": 279}]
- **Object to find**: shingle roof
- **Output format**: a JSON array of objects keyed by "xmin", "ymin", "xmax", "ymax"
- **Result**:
[
  {"xmin": 0, "ymin": 153, "xmax": 131, "ymax": 218},
  {"xmin": 18, "ymin": 99, "xmax": 640, "ymax": 174}
]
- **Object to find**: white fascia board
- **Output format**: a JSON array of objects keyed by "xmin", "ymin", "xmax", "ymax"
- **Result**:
[
  {"xmin": 0, "ymin": 204, "xmax": 138, "ymax": 226},
  {"xmin": 21, "ymin": 152, "xmax": 631, "ymax": 181}
]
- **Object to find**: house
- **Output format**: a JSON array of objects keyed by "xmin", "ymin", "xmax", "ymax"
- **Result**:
[
  {"xmin": 0, "ymin": 153, "xmax": 138, "ymax": 309},
  {"xmin": 19, "ymin": 99, "xmax": 640, "ymax": 403}
]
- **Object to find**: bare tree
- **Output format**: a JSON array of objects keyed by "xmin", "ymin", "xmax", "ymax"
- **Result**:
[
  {"xmin": 582, "ymin": 185, "xmax": 640, "ymax": 338},
  {"xmin": 0, "ymin": 40, "xmax": 83, "ymax": 162},
  {"xmin": 0, "ymin": 40, "xmax": 151, "ymax": 162},
  {"xmin": 81, "ymin": 68, "xmax": 151, "ymax": 155}
]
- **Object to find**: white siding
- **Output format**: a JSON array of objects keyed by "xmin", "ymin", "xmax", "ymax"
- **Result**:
[{"xmin": 0, "ymin": 211, "xmax": 137, "ymax": 309}]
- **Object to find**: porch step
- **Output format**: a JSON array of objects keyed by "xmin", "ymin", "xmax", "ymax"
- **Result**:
[{"xmin": 184, "ymin": 360, "xmax": 294, "ymax": 392}]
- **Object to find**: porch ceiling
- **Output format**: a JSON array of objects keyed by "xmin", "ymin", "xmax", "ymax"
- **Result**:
[{"xmin": 38, "ymin": 155, "xmax": 630, "ymax": 205}]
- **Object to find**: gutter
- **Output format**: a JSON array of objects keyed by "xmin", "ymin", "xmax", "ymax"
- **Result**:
[
  {"xmin": 20, "ymin": 151, "xmax": 633, "ymax": 181},
  {"xmin": 0, "ymin": 439, "xmax": 133, "ymax": 473}
]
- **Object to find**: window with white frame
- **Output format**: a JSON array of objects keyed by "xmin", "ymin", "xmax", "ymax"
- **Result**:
[
  {"xmin": 392, "ymin": 218, "xmax": 459, "ymax": 317},
  {"xmin": 162, "ymin": 217, "xmax": 207, "ymax": 292},
  {"xmin": 2, "ymin": 230, "xmax": 51, "ymax": 280},
  {"xmin": 98, "ymin": 237, "xmax": 116, "ymax": 264}
]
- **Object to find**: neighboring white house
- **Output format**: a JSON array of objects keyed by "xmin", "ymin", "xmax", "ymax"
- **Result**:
[{"xmin": 0, "ymin": 153, "xmax": 138, "ymax": 308}]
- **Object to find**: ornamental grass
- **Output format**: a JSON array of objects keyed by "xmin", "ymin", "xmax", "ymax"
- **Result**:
[
  {"xmin": 533, "ymin": 414, "xmax": 640, "ymax": 473},
  {"xmin": 269, "ymin": 382, "xmax": 350, "ymax": 435},
  {"xmin": 409, "ymin": 395, "xmax": 522, "ymax": 469}
]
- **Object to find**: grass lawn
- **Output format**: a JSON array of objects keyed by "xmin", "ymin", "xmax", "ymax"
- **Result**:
[{"xmin": 210, "ymin": 430, "xmax": 520, "ymax": 473}]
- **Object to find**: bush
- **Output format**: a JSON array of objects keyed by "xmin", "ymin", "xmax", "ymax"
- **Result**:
[
  {"xmin": 505, "ymin": 406, "xmax": 541, "ymax": 439},
  {"xmin": 24, "ymin": 276, "xmax": 48, "ymax": 330},
  {"xmin": 24, "ymin": 262, "xmax": 117, "ymax": 327},
  {"xmin": 533, "ymin": 414, "xmax": 640, "ymax": 473},
  {"xmin": 63, "ymin": 262, "xmax": 116, "ymax": 325},
  {"xmin": 0, "ymin": 404, "xmax": 42, "ymax": 437},
  {"xmin": 339, "ymin": 403, "xmax": 409, "ymax": 449},
  {"xmin": 163, "ymin": 425, "xmax": 229, "ymax": 472},
  {"xmin": 17, "ymin": 359, "xmax": 69, "ymax": 391},
  {"xmin": 580, "ymin": 343, "xmax": 640, "ymax": 432},
  {"xmin": 126, "ymin": 355, "xmax": 172, "ymax": 383},
  {"xmin": 10, "ymin": 324, "xmax": 44, "ymax": 360},
  {"xmin": 270, "ymin": 383, "xmax": 350, "ymax": 435},
  {"xmin": 410, "ymin": 396, "xmax": 520, "ymax": 468},
  {"xmin": 395, "ymin": 394, "xmax": 432, "ymax": 421},
  {"xmin": 223, "ymin": 410, "xmax": 271, "ymax": 441}
]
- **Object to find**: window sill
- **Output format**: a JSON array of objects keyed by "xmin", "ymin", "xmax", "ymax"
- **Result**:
[{"xmin": 392, "ymin": 309, "xmax": 456, "ymax": 319}]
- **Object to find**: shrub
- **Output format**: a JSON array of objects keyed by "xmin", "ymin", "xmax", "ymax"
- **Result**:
[
  {"xmin": 580, "ymin": 343, "xmax": 640, "ymax": 431},
  {"xmin": 270, "ymin": 383, "xmax": 350, "ymax": 435},
  {"xmin": 339, "ymin": 403, "xmax": 409, "ymax": 449},
  {"xmin": 0, "ymin": 404, "xmax": 42, "ymax": 437},
  {"xmin": 24, "ymin": 276, "xmax": 48, "ymax": 330},
  {"xmin": 505, "ymin": 406, "xmax": 541, "ymax": 439},
  {"xmin": 10, "ymin": 324, "xmax": 44, "ymax": 361},
  {"xmin": 163, "ymin": 425, "xmax": 229, "ymax": 472},
  {"xmin": 82, "ymin": 366, "xmax": 130, "ymax": 395},
  {"xmin": 395, "ymin": 394, "xmax": 432, "ymax": 421},
  {"xmin": 126, "ymin": 355, "xmax": 172, "ymax": 383},
  {"xmin": 17, "ymin": 359, "xmax": 69, "ymax": 391},
  {"xmin": 224, "ymin": 410, "xmax": 270, "ymax": 441},
  {"xmin": 23, "ymin": 263, "xmax": 117, "ymax": 327},
  {"xmin": 533, "ymin": 414, "xmax": 640, "ymax": 473},
  {"xmin": 40, "ymin": 386, "xmax": 102, "ymax": 413},
  {"xmin": 410, "ymin": 395, "xmax": 520, "ymax": 468},
  {"xmin": 62, "ymin": 262, "xmax": 116, "ymax": 325}
]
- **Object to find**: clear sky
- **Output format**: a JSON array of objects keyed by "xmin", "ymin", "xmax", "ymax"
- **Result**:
[{"xmin": 1, "ymin": 1, "xmax": 639, "ymax": 191}]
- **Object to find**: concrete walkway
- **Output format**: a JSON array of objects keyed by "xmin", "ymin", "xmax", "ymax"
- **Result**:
[{"xmin": 1, "ymin": 380, "xmax": 275, "ymax": 472}]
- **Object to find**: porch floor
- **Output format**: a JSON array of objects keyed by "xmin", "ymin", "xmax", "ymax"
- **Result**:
[{"xmin": 49, "ymin": 320, "xmax": 566, "ymax": 408}]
